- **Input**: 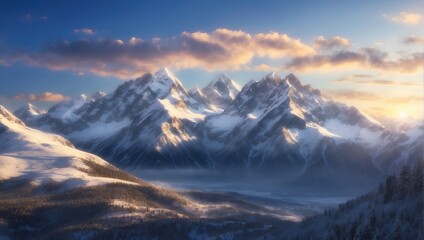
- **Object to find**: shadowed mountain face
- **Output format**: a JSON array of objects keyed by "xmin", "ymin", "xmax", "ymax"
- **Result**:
[{"xmin": 15, "ymin": 68, "xmax": 424, "ymax": 188}]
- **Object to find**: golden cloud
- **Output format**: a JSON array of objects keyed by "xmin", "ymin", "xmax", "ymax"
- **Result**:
[
  {"xmin": 322, "ymin": 89, "xmax": 378, "ymax": 101},
  {"xmin": 384, "ymin": 12, "xmax": 422, "ymax": 25},
  {"xmin": 314, "ymin": 36, "xmax": 350, "ymax": 49},
  {"xmin": 1, "ymin": 29, "xmax": 316, "ymax": 79},
  {"xmin": 286, "ymin": 48, "xmax": 424, "ymax": 73},
  {"xmin": 333, "ymin": 75, "xmax": 420, "ymax": 86},
  {"xmin": 255, "ymin": 32, "xmax": 315, "ymax": 58},
  {"xmin": 13, "ymin": 92, "xmax": 68, "ymax": 102},
  {"xmin": 404, "ymin": 36, "xmax": 424, "ymax": 45},
  {"xmin": 1, "ymin": 29, "xmax": 423, "ymax": 79}
]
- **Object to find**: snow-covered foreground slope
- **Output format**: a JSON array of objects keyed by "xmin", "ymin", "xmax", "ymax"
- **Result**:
[{"xmin": 0, "ymin": 105, "xmax": 140, "ymax": 188}]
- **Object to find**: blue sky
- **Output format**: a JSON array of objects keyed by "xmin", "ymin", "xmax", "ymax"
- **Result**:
[{"xmin": 0, "ymin": 0, "xmax": 423, "ymax": 119}]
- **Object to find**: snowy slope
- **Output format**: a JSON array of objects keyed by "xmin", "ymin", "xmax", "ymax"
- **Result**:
[{"xmin": 0, "ymin": 105, "xmax": 138, "ymax": 188}]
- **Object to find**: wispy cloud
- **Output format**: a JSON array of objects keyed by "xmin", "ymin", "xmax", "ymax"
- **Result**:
[
  {"xmin": 323, "ymin": 89, "xmax": 423, "ymax": 107},
  {"xmin": 333, "ymin": 75, "xmax": 420, "ymax": 86},
  {"xmin": 13, "ymin": 92, "xmax": 68, "ymax": 102},
  {"xmin": 314, "ymin": 36, "xmax": 349, "ymax": 49},
  {"xmin": 73, "ymin": 28, "xmax": 95, "ymax": 35},
  {"xmin": 21, "ymin": 13, "xmax": 33, "ymax": 22},
  {"xmin": 390, "ymin": 96, "xmax": 424, "ymax": 103},
  {"xmin": 384, "ymin": 12, "xmax": 422, "ymax": 25},
  {"xmin": 21, "ymin": 14, "xmax": 48, "ymax": 22},
  {"xmin": 285, "ymin": 48, "xmax": 424, "ymax": 73},
  {"xmin": 404, "ymin": 36, "xmax": 424, "ymax": 45},
  {"xmin": 322, "ymin": 89, "xmax": 423, "ymax": 119},
  {"xmin": 322, "ymin": 89, "xmax": 378, "ymax": 101},
  {"xmin": 252, "ymin": 64, "xmax": 276, "ymax": 72}
]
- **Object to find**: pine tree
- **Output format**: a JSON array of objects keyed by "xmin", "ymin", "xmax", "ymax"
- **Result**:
[
  {"xmin": 412, "ymin": 160, "xmax": 423, "ymax": 194},
  {"xmin": 369, "ymin": 210, "xmax": 377, "ymax": 227},
  {"xmin": 349, "ymin": 220, "xmax": 359, "ymax": 240},
  {"xmin": 392, "ymin": 223, "xmax": 402, "ymax": 240},
  {"xmin": 378, "ymin": 183, "xmax": 384, "ymax": 194},
  {"xmin": 354, "ymin": 225, "xmax": 372, "ymax": 240},
  {"xmin": 399, "ymin": 165, "xmax": 411, "ymax": 198},
  {"xmin": 384, "ymin": 175, "xmax": 397, "ymax": 202}
]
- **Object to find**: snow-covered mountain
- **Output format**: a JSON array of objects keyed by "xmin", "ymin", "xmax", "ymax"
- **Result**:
[
  {"xmin": 0, "ymin": 105, "xmax": 140, "ymax": 188},
  {"xmin": 200, "ymin": 73, "xmax": 389, "ymax": 184},
  {"xmin": 18, "ymin": 69, "xmax": 423, "ymax": 187},
  {"xmin": 201, "ymin": 73, "xmax": 242, "ymax": 110},
  {"xmin": 13, "ymin": 103, "xmax": 46, "ymax": 123}
]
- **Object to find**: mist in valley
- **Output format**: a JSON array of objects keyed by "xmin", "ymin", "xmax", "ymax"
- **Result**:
[{"xmin": 130, "ymin": 168, "xmax": 369, "ymax": 221}]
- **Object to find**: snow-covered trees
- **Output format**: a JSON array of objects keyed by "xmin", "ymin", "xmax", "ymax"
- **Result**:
[{"xmin": 264, "ymin": 160, "xmax": 424, "ymax": 240}]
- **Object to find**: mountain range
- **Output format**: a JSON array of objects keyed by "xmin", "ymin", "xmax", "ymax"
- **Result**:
[{"xmin": 14, "ymin": 67, "xmax": 424, "ymax": 188}]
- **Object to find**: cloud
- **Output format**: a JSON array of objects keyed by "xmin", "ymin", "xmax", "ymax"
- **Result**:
[
  {"xmin": 322, "ymin": 88, "xmax": 423, "ymax": 119},
  {"xmin": 1, "ymin": 29, "xmax": 423, "ymax": 79},
  {"xmin": 21, "ymin": 14, "xmax": 33, "ymax": 22},
  {"xmin": 13, "ymin": 92, "xmax": 68, "ymax": 102},
  {"xmin": 384, "ymin": 12, "xmax": 422, "ymax": 25},
  {"xmin": 285, "ymin": 48, "xmax": 424, "ymax": 73},
  {"xmin": 314, "ymin": 36, "xmax": 350, "ymax": 49},
  {"xmin": 333, "ymin": 75, "xmax": 420, "ymax": 86},
  {"xmin": 255, "ymin": 32, "xmax": 315, "ymax": 58},
  {"xmin": 351, "ymin": 74, "xmax": 373, "ymax": 78},
  {"xmin": 323, "ymin": 89, "xmax": 422, "ymax": 108},
  {"xmin": 73, "ymin": 28, "xmax": 95, "ymax": 35},
  {"xmin": 21, "ymin": 14, "xmax": 48, "ymax": 22},
  {"xmin": 1, "ymin": 29, "xmax": 316, "ymax": 79},
  {"xmin": 404, "ymin": 36, "xmax": 424, "ymax": 45},
  {"xmin": 322, "ymin": 89, "xmax": 378, "ymax": 101},
  {"xmin": 253, "ymin": 64, "xmax": 276, "ymax": 71},
  {"xmin": 390, "ymin": 96, "xmax": 423, "ymax": 103}
]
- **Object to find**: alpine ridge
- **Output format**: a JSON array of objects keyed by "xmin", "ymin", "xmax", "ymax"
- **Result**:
[{"xmin": 17, "ymin": 68, "xmax": 424, "ymax": 189}]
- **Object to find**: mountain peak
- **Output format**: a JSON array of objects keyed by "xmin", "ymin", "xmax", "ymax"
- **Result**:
[
  {"xmin": 206, "ymin": 73, "xmax": 241, "ymax": 90},
  {"xmin": 202, "ymin": 74, "xmax": 242, "ymax": 109},
  {"xmin": 79, "ymin": 94, "xmax": 89, "ymax": 101},
  {"xmin": 92, "ymin": 91, "xmax": 106, "ymax": 99},
  {"xmin": 285, "ymin": 73, "xmax": 302, "ymax": 89},
  {"xmin": 284, "ymin": 73, "xmax": 322, "ymax": 96},
  {"xmin": 154, "ymin": 67, "xmax": 181, "ymax": 83},
  {"xmin": 149, "ymin": 67, "xmax": 185, "ymax": 94},
  {"xmin": 20, "ymin": 103, "xmax": 46, "ymax": 115},
  {"xmin": 260, "ymin": 71, "xmax": 282, "ymax": 86},
  {"xmin": 266, "ymin": 71, "xmax": 277, "ymax": 79},
  {"xmin": 0, "ymin": 105, "xmax": 25, "ymax": 126}
]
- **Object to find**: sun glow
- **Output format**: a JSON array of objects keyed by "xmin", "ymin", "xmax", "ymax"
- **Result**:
[{"xmin": 399, "ymin": 111, "xmax": 408, "ymax": 119}]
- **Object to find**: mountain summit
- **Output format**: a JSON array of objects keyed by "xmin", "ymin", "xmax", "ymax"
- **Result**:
[
  {"xmin": 202, "ymin": 73, "xmax": 242, "ymax": 109},
  {"xmin": 14, "ymin": 103, "xmax": 46, "ymax": 123}
]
